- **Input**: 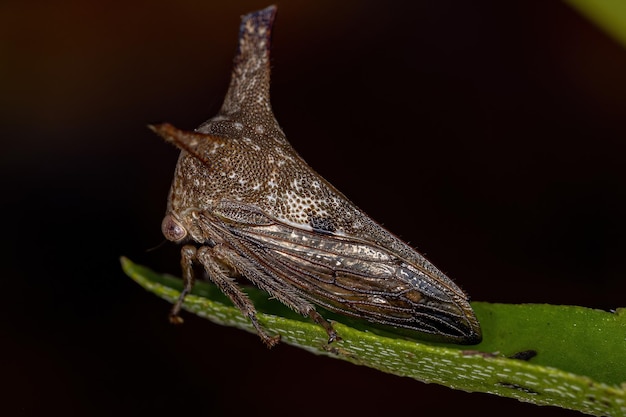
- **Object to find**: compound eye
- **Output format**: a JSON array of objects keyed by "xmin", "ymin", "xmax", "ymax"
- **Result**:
[{"xmin": 161, "ymin": 214, "xmax": 187, "ymax": 242}]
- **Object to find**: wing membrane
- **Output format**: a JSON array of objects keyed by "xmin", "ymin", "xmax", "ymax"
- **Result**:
[{"xmin": 210, "ymin": 209, "xmax": 472, "ymax": 337}]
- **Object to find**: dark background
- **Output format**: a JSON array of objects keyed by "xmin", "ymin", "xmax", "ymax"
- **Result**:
[{"xmin": 2, "ymin": 0, "xmax": 625, "ymax": 416}]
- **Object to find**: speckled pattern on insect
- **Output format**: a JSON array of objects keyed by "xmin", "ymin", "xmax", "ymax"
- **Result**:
[{"xmin": 150, "ymin": 5, "xmax": 481, "ymax": 347}]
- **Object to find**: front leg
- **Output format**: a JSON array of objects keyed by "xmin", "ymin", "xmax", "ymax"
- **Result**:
[{"xmin": 169, "ymin": 244, "xmax": 197, "ymax": 324}]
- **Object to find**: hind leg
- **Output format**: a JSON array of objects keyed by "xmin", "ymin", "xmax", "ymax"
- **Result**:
[
  {"xmin": 196, "ymin": 246, "xmax": 281, "ymax": 347},
  {"xmin": 211, "ymin": 244, "xmax": 339, "ymax": 344}
]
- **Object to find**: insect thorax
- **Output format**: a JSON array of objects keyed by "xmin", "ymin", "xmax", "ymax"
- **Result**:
[{"xmin": 169, "ymin": 116, "xmax": 369, "ymax": 237}]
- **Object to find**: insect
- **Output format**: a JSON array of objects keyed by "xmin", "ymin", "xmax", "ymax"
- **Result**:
[{"xmin": 150, "ymin": 5, "xmax": 482, "ymax": 347}]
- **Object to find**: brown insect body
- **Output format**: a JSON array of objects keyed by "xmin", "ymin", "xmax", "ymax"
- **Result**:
[{"xmin": 151, "ymin": 5, "xmax": 482, "ymax": 347}]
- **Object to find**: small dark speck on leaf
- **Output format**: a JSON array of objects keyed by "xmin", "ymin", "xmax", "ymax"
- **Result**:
[{"xmin": 508, "ymin": 350, "xmax": 538, "ymax": 361}]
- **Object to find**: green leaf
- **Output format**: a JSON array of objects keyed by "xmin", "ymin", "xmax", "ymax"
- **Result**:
[
  {"xmin": 121, "ymin": 257, "xmax": 626, "ymax": 416},
  {"xmin": 565, "ymin": 0, "xmax": 626, "ymax": 48}
]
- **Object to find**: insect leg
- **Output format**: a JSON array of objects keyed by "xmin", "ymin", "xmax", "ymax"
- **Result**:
[
  {"xmin": 169, "ymin": 244, "xmax": 197, "ymax": 324},
  {"xmin": 212, "ymin": 244, "xmax": 339, "ymax": 343},
  {"xmin": 308, "ymin": 310, "xmax": 339, "ymax": 343},
  {"xmin": 196, "ymin": 246, "xmax": 281, "ymax": 347}
]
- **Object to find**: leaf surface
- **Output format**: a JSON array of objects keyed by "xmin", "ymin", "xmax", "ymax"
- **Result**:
[{"xmin": 121, "ymin": 257, "xmax": 626, "ymax": 416}]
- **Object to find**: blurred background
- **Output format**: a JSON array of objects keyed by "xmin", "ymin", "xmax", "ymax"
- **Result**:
[{"xmin": 2, "ymin": 0, "xmax": 625, "ymax": 416}]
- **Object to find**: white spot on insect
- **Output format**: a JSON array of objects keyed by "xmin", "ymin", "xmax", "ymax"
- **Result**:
[
  {"xmin": 228, "ymin": 172, "xmax": 237, "ymax": 179},
  {"xmin": 274, "ymin": 146, "xmax": 295, "ymax": 162},
  {"xmin": 255, "ymin": 125, "xmax": 265, "ymax": 134},
  {"xmin": 370, "ymin": 295, "xmax": 388, "ymax": 304},
  {"xmin": 266, "ymin": 194, "xmax": 277, "ymax": 204},
  {"xmin": 242, "ymin": 137, "xmax": 261, "ymax": 151},
  {"xmin": 238, "ymin": 178, "xmax": 248, "ymax": 186},
  {"xmin": 234, "ymin": 122, "xmax": 243, "ymax": 130},
  {"xmin": 267, "ymin": 170, "xmax": 279, "ymax": 188},
  {"xmin": 252, "ymin": 182, "xmax": 261, "ymax": 191},
  {"xmin": 290, "ymin": 179, "xmax": 302, "ymax": 192},
  {"xmin": 311, "ymin": 180, "xmax": 320, "ymax": 189},
  {"xmin": 208, "ymin": 142, "xmax": 224, "ymax": 155}
]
